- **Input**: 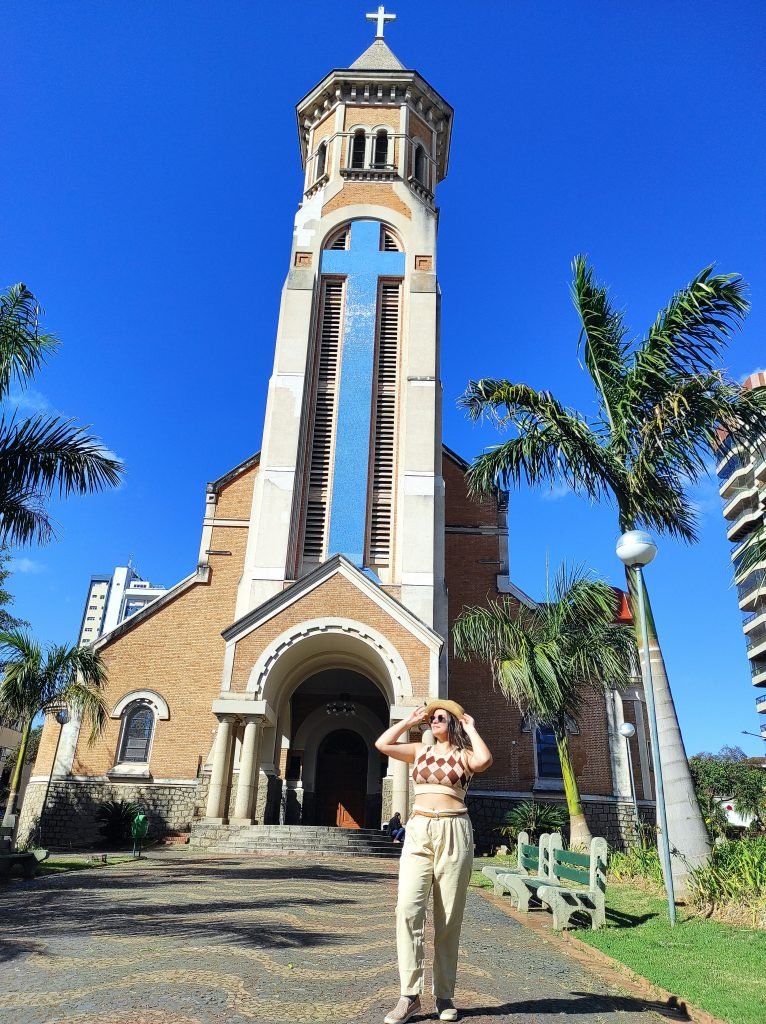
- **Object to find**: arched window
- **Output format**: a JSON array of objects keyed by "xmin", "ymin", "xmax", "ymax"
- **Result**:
[
  {"xmin": 373, "ymin": 130, "xmax": 389, "ymax": 169},
  {"xmin": 119, "ymin": 702, "xmax": 155, "ymax": 763},
  {"xmin": 316, "ymin": 140, "xmax": 327, "ymax": 179},
  {"xmin": 351, "ymin": 130, "xmax": 366, "ymax": 169},
  {"xmin": 414, "ymin": 144, "xmax": 428, "ymax": 186},
  {"xmin": 535, "ymin": 726, "xmax": 563, "ymax": 780}
]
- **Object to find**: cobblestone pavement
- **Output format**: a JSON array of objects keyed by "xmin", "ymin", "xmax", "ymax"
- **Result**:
[{"xmin": 0, "ymin": 852, "xmax": 659, "ymax": 1024}]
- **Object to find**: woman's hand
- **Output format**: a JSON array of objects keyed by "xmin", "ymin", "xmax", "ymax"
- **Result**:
[
  {"xmin": 405, "ymin": 705, "xmax": 429, "ymax": 728},
  {"xmin": 460, "ymin": 712, "xmax": 476, "ymax": 731}
]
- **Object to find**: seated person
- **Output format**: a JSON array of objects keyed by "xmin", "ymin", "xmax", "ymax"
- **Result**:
[{"xmin": 388, "ymin": 811, "xmax": 406, "ymax": 843}]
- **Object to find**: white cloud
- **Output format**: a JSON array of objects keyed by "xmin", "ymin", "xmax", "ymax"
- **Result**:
[
  {"xmin": 540, "ymin": 481, "xmax": 573, "ymax": 502},
  {"xmin": 8, "ymin": 557, "xmax": 45, "ymax": 574},
  {"xmin": 6, "ymin": 388, "xmax": 52, "ymax": 415}
]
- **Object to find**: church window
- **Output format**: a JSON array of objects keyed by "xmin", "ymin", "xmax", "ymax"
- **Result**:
[
  {"xmin": 302, "ymin": 278, "xmax": 344, "ymax": 564},
  {"xmin": 118, "ymin": 702, "xmax": 155, "ymax": 763},
  {"xmin": 316, "ymin": 140, "xmax": 327, "ymax": 179},
  {"xmin": 373, "ymin": 129, "xmax": 389, "ymax": 168},
  {"xmin": 414, "ymin": 144, "xmax": 428, "ymax": 186},
  {"xmin": 367, "ymin": 281, "xmax": 401, "ymax": 567},
  {"xmin": 350, "ymin": 129, "xmax": 366, "ymax": 169},
  {"xmin": 535, "ymin": 726, "xmax": 563, "ymax": 780},
  {"xmin": 380, "ymin": 227, "xmax": 401, "ymax": 252},
  {"xmin": 326, "ymin": 227, "xmax": 349, "ymax": 251}
]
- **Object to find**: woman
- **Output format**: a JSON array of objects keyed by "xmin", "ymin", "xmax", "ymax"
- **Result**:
[{"xmin": 375, "ymin": 700, "xmax": 493, "ymax": 1024}]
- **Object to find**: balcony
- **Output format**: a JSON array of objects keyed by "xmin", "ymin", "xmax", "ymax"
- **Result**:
[
  {"xmin": 756, "ymin": 693, "xmax": 766, "ymax": 712},
  {"xmin": 723, "ymin": 485, "xmax": 758, "ymax": 521},
  {"xmin": 727, "ymin": 502, "xmax": 763, "ymax": 543},
  {"xmin": 751, "ymin": 660, "xmax": 766, "ymax": 684},
  {"xmin": 746, "ymin": 630, "xmax": 766, "ymax": 658},
  {"xmin": 737, "ymin": 570, "xmax": 766, "ymax": 609},
  {"xmin": 743, "ymin": 608, "xmax": 766, "ymax": 632},
  {"xmin": 719, "ymin": 459, "xmax": 750, "ymax": 499}
]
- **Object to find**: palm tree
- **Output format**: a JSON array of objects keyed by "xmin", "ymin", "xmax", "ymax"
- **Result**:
[
  {"xmin": 461, "ymin": 257, "xmax": 766, "ymax": 894},
  {"xmin": 0, "ymin": 629, "xmax": 108, "ymax": 827},
  {"xmin": 453, "ymin": 566, "xmax": 636, "ymax": 847},
  {"xmin": 0, "ymin": 283, "xmax": 123, "ymax": 545}
]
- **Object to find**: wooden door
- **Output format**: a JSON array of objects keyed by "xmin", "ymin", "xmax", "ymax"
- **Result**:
[{"xmin": 316, "ymin": 730, "xmax": 368, "ymax": 828}]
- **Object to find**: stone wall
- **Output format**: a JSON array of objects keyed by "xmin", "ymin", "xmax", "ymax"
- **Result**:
[
  {"xmin": 467, "ymin": 792, "xmax": 655, "ymax": 852},
  {"xmin": 16, "ymin": 779, "xmax": 203, "ymax": 849}
]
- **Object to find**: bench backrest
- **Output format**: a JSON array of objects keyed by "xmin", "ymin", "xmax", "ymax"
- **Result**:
[
  {"xmin": 551, "ymin": 836, "xmax": 608, "ymax": 891},
  {"xmin": 516, "ymin": 831, "xmax": 540, "ymax": 874},
  {"xmin": 516, "ymin": 830, "xmax": 563, "ymax": 877}
]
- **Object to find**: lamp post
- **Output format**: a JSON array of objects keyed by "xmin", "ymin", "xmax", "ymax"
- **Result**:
[
  {"xmin": 38, "ymin": 707, "xmax": 70, "ymax": 848},
  {"xmin": 618, "ymin": 721, "xmax": 639, "ymax": 833},
  {"xmin": 616, "ymin": 529, "xmax": 676, "ymax": 926}
]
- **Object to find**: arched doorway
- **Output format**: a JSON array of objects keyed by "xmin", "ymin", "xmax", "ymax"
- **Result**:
[{"xmin": 316, "ymin": 729, "xmax": 368, "ymax": 828}]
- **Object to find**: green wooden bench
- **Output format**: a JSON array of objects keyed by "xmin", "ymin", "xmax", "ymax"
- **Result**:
[
  {"xmin": 0, "ymin": 849, "xmax": 48, "ymax": 882},
  {"xmin": 495, "ymin": 835, "xmax": 608, "ymax": 930},
  {"xmin": 481, "ymin": 830, "xmax": 562, "ymax": 895},
  {"xmin": 536, "ymin": 838, "xmax": 608, "ymax": 930}
]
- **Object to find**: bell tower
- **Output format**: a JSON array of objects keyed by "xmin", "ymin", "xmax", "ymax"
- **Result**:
[{"xmin": 236, "ymin": 10, "xmax": 453, "ymax": 637}]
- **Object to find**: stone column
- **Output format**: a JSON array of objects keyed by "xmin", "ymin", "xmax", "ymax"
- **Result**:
[
  {"xmin": 231, "ymin": 716, "xmax": 262, "ymax": 824},
  {"xmin": 205, "ymin": 715, "xmax": 234, "ymax": 821},
  {"xmin": 392, "ymin": 730, "xmax": 410, "ymax": 822}
]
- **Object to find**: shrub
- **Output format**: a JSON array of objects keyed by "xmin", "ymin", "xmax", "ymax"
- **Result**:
[
  {"xmin": 688, "ymin": 836, "xmax": 766, "ymax": 927},
  {"xmin": 95, "ymin": 799, "xmax": 138, "ymax": 844},
  {"xmin": 497, "ymin": 800, "xmax": 567, "ymax": 843},
  {"xmin": 609, "ymin": 841, "xmax": 663, "ymax": 887}
]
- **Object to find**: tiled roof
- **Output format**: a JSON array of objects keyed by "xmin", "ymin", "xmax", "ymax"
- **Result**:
[{"xmin": 349, "ymin": 39, "xmax": 405, "ymax": 71}]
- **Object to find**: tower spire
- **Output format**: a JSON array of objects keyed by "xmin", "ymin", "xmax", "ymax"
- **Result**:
[{"xmin": 366, "ymin": 5, "xmax": 396, "ymax": 39}]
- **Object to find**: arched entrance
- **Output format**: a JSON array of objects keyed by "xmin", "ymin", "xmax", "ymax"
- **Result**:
[
  {"xmin": 287, "ymin": 669, "xmax": 389, "ymax": 827},
  {"xmin": 316, "ymin": 729, "xmax": 368, "ymax": 828}
]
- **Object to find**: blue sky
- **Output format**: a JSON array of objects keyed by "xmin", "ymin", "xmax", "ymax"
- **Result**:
[{"xmin": 3, "ymin": 1, "xmax": 764, "ymax": 755}]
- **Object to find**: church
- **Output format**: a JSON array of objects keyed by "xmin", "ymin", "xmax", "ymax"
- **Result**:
[{"xmin": 20, "ymin": 13, "xmax": 653, "ymax": 851}]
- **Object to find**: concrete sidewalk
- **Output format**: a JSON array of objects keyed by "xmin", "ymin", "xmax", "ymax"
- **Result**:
[{"xmin": 0, "ymin": 852, "xmax": 657, "ymax": 1024}]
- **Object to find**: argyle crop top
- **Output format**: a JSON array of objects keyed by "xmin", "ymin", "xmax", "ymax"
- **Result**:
[{"xmin": 411, "ymin": 745, "xmax": 473, "ymax": 801}]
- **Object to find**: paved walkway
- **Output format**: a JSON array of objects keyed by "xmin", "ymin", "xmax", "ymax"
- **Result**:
[{"xmin": 0, "ymin": 852, "xmax": 658, "ymax": 1024}]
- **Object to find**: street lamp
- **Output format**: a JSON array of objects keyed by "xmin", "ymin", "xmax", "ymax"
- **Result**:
[
  {"xmin": 618, "ymin": 721, "xmax": 639, "ymax": 830},
  {"xmin": 616, "ymin": 529, "xmax": 676, "ymax": 926},
  {"xmin": 38, "ymin": 707, "xmax": 70, "ymax": 848}
]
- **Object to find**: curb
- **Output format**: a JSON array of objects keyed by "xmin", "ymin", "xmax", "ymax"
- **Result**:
[{"xmin": 474, "ymin": 886, "xmax": 727, "ymax": 1024}]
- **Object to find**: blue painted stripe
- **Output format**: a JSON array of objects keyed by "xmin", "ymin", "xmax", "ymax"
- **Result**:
[{"xmin": 320, "ymin": 221, "xmax": 404, "ymax": 565}]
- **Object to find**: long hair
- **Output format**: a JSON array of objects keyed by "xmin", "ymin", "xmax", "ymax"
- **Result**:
[{"xmin": 446, "ymin": 712, "xmax": 473, "ymax": 751}]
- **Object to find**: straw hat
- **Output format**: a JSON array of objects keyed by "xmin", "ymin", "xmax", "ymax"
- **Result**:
[{"xmin": 423, "ymin": 699, "xmax": 465, "ymax": 721}]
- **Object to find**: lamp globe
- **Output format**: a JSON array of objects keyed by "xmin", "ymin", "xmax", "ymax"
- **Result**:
[
  {"xmin": 616, "ymin": 530, "xmax": 657, "ymax": 567},
  {"xmin": 619, "ymin": 722, "xmax": 636, "ymax": 739}
]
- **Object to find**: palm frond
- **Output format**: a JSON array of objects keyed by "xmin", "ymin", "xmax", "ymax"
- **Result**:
[
  {"xmin": 453, "ymin": 567, "xmax": 637, "ymax": 728},
  {"xmin": 0, "ymin": 284, "xmax": 58, "ymax": 400},
  {"xmin": 571, "ymin": 255, "xmax": 628, "ymax": 439},
  {"xmin": 0, "ymin": 483, "xmax": 54, "ymax": 546},
  {"xmin": 626, "ymin": 266, "xmax": 749, "ymax": 409},
  {"xmin": 0, "ymin": 414, "xmax": 123, "ymax": 498},
  {"xmin": 0, "ymin": 631, "xmax": 108, "ymax": 741},
  {"xmin": 460, "ymin": 381, "xmax": 620, "ymax": 499}
]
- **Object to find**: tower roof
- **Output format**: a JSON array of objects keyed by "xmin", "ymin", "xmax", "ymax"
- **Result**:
[{"xmin": 349, "ymin": 38, "xmax": 405, "ymax": 71}]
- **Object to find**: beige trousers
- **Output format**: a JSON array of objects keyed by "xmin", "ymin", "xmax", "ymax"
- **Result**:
[{"xmin": 395, "ymin": 812, "xmax": 474, "ymax": 998}]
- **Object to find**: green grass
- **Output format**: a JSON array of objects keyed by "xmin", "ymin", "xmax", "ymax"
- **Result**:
[
  {"xmin": 37, "ymin": 854, "xmax": 137, "ymax": 876},
  {"xmin": 470, "ymin": 864, "xmax": 766, "ymax": 1024},
  {"xmin": 578, "ymin": 884, "xmax": 766, "ymax": 1024}
]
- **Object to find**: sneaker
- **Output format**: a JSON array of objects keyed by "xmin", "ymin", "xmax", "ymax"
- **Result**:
[
  {"xmin": 436, "ymin": 998, "xmax": 458, "ymax": 1021},
  {"xmin": 384, "ymin": 995, "xmax": 421, "ymax": 1024}
]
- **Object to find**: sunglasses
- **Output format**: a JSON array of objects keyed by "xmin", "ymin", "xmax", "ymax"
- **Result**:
[{"xmin": 429, "ymin": 714, "xmax": 449, "ymax": 723}]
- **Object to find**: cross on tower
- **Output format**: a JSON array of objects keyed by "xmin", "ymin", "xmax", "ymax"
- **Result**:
[
  {"xmin": 366, "ymin": 5, "xmax": 396, "ymax": 39},
  {"xmin": 320, "ymin": 221, "xmax": 405, "ymax": 565}
]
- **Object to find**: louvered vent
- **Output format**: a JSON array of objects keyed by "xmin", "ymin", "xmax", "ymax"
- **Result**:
[
  {"xmin": 368, "ymin": 282, "xmax": 400, "ymax": 567},
  {"xmin": 302, "ymin": 280, "xmax": 343, "ymax": 563},
  {"xmin": 381, "ymin": 229, "xmax": 401, "ymax": 252},
  {"xmin": 328, "ymin": 229, "xmax": 349, "ymax": 251}
]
